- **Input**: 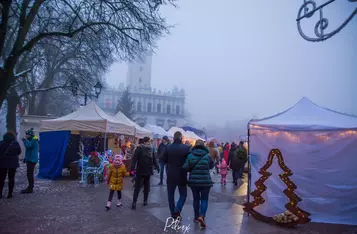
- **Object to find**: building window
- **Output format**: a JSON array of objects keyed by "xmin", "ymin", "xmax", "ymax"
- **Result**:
[
  {"xmin": 167, "ymin": 105, "xmax": 171, "ymax": 114},
  {"xmin": 176, "ymin": 105, "xmax": 180, "ymax": 115},
  {"xmin": 157, "ymin": 103, "xmax": 161, "ymax": 113},
  {"xmin": 137, "ymin": 102, "xmax": 142, "ymax": 112},
  {"xmin": 106, "ymin": 99, "xmax": 111, "ymax": 109},
  {"xmin": 147, "ymin": 103, "xmax": 152, "ymax": 112}
]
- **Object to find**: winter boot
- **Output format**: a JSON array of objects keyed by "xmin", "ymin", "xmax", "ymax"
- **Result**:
[
  {"xmin": 131, "ymin": 202, "xmax": 136, "ymax": 210},
  {"xmin": 117, "ymin": 200, "xmax": 122, "ymax": 207},
  {"xmin": 21, "ymin": 187, "xmax": 33, "ymax": 194},
  {"xmin": 106, "ymin": 201, "xmax": 111, "ymax": 210}
]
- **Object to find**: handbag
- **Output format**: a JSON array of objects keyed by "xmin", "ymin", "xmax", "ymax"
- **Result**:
[{"xmin": 188, "ymin": 155, "xmax": 205, "ymax": 173}]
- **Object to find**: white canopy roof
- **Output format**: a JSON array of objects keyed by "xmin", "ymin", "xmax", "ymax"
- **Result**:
[
  {"xmin": 167, "ymin": 127, "xmax": 188, "ymax": 138},
  {"xmin": 186, "ymin": 131, "xmax": 204, "ymax": 141},
  {"xmin": 114, "ymin": 111, "xmax": 152, "ymax": 138},
  {"xmin": 144, "ymin": 124, "xmax": 169, "ymax": 138},
  {"xmin": 40, "ymin": 102, "xmax": 135, "ymax": 134},
  {"xmin": 249, "ymin": 97, "xmax": 357, "ymax": 131}
]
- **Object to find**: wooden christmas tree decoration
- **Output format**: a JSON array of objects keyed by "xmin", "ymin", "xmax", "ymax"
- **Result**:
[{"xmin": 243, "ymin": 148, "xmax": 311, "ymax": 227}]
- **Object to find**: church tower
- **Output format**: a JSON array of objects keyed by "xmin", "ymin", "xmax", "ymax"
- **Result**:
[{"xmin": 126, "ymin": 53, "xmax": 152, "ymax": 93}]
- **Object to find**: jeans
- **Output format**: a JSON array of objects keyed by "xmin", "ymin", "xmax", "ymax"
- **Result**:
[
  {"xmin": 26, "ymin": 162, "xmax": 36, "ymax": 188},
  {"xmin": 232, "ymin": 170, "xmax": 239, "ymax": 182},
  {"xmin": 167, "ymin": 183, "xmax": 187, "ymax": 215},
  {"xmin": 0, "ymin": 168, "xmax": 16, "ymax": 195},
  {"xmin": 238, "ymin": 165, "xmax": 245, "ymax": 177},
  {"xmin": 133, "ymin": 175, "xmax": 151, "ymax": 203},
  {"xmin": 108, "ymin": 190, "xmax": 122, "ymax": 201},
  {"xmin": 191, "ymin": 186, "xmax": 211, "ymax": 218},
  {"xmin": 159, "ymin": 161, "xmax": 167, "ymax": 183}
]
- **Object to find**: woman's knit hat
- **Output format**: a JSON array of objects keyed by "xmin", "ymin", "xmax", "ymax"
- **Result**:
[
  {"xmin": 25, "ymin": 128, "xmax": 34, "ymax": 136},
  {"xmin": 113, "ymin": 155, "xmax": 123, "ymax": 167}
]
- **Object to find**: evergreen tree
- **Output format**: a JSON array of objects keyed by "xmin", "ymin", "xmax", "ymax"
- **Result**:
[{"xmin": 116, "ymin": 88, "xmax": 135, "ymax": 121}]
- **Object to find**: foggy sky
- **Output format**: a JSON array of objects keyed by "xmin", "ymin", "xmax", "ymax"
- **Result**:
[{"xmin": 106, "ymin": 1, "xmax": 357, "ymax": 126}]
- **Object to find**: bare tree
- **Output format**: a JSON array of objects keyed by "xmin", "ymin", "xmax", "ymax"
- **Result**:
[{"xmin": 0, "ymin": 0, "xmax": 175, "ymax": 110}]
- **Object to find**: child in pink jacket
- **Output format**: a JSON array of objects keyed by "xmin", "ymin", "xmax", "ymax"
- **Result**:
[{"xmin": 217, "ymin": 159, "xmax": 229, "ymax": 185}]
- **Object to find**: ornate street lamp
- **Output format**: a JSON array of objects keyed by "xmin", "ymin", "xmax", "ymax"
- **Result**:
[
  {"xmin": 297, "ymin": 0, "xmax": 357, "ymax": 42},
  {"xmin": 70, "ymin": 79, "xmax": 103, "ymax": 105},
  {"xmin": 94, "ymin": 81, "xmax": 103, "ymax": 98}
]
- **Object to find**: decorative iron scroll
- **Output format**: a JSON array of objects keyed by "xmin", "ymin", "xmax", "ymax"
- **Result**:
[
  {"xmin": 243, "ymin": 149, "xmax": 311, "ymax": 227},
  {"xmin": 297, "ymin": 0, "xmax": 357, "ymax": 42}
]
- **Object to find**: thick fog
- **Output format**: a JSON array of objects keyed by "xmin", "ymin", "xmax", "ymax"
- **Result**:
[{"xmin": 106, "ymin": 0, "xmax": 357, "ymax": 127}]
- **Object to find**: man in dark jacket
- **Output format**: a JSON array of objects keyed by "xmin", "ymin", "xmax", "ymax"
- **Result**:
[
  {"xmin": 228, "ymin": 141, "xmax": 247, "ymax": 186},
  {"xmin": 163, "ymin": 131, "xmax": 191, "ymax": 219},
  {"xmin": 228, "ymin": 142, "xmax": 239, "ymax": 185},
  {"xmin": 237, "ymin": 141, "xmax": 248, "ymax": 178},
  {"xmin": 157, "ymin": 136, "xmax": 169, "ymax": 185},
  {"xmin": 131, "ymin": 137, "xmax": 159, "ymax": 210},
  {"xmin": 0, "ymin": 132, "xmax": 21, "ymax": 198}
]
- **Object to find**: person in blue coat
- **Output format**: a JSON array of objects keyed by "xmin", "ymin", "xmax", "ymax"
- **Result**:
[
  {"xmin": 183, "ymin": 140, "xmax": 214, "ymax": 228},
  {"xmin": 163, "ymin": 131, "xmax": 191, "ymax": 219},
  {"xmin": 21, "ymin": 128, "xmax": 39, "ymax": 194}
]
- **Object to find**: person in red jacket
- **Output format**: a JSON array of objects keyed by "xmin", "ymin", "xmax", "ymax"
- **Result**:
[{"xmin": 223, "ymin": 142, "xmax": 230, "ymax": 162}]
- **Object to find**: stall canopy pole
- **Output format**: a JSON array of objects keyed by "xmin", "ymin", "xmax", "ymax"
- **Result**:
[
  {"xmin": 104, "ymin": 132, "xmax": 107, "ymax": 153},
  {"xmin": 247, "ymin": 125, "xmax": 251, "ymax": 216},
  {"xmin": 79, "ymin": 132, "xmax": 85, "ymax": 184}
]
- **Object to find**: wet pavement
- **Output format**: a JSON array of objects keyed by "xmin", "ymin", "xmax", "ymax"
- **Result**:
[{"xmin": 0, "ymin": 165, "xmax": 356, "ymax": 234}]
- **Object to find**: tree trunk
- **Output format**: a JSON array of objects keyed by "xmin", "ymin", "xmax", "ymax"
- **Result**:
[
  {"xmin": 0, "ymin": 70, "xmax": 11, "ymax": 110},
  {"xmin": 28, "ymin": 94, "xmax": 37, "ymax": 115},
  {"xmin": 6, "ymin": 89, "xmax": 20, "ymax": 132}
]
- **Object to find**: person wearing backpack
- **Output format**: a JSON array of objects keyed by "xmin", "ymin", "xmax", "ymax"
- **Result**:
[
  {"xmin": 228, "ymin": 142, "xmax": 239, "ymax": 185},
  {"xmin": 237, "ymin": 141, "xmax": 248, "ymax": 178},
  {"xmin": 183, "ymin": 140, "xmax": 214, "ymax": 228},
  {"xmin": 131, "ymin": 137, "xmax": 159, "ymax": 210}
]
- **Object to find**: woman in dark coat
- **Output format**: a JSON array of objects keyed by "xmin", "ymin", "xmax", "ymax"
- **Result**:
[{"xmin": 0, "ymin": 132, "xmax": 21, "ymax": 198}]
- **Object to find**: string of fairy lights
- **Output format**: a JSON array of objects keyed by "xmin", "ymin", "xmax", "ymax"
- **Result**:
[
  {"xmin": 66, "ymin": 132, "xmax": 136, "ymax": 155},
  {"xmin": 244, "ymin": 148, "xmax": 311, "ymax": 227},
  {"xmin": 249, "ymin": 125, "xmax": 357, "ymax": 143}
]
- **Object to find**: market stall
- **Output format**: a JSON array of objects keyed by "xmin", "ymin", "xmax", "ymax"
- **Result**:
[
  {"xmin": 39, "ymin": 102, "xmax": 135, "ymax": 180},
  {"xmin": 114, "ymin": 111, "xmax": 152, "ymax": 138},
  {"xmin": 167, "ymin": 126, "xmax": 190, "ymax": 142},
  {"xmin": 245, "ymin": 97, "xmax": 357, "ymax": 225}
]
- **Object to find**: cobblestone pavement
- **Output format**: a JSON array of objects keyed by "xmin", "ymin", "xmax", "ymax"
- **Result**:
[{"xmin": 0, "ymin": 165, "xmax": 357, "ymax": 234}]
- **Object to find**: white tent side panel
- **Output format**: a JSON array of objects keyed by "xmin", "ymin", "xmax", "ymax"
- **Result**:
[{"xmin": 249, "ymin": 129, "xmax": 357, "ymax": 225}]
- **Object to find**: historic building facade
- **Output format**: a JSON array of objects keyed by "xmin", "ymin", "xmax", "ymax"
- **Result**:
[{"xmin": 97, "ymin": 54, "xmax": 186, "ymax": 130}]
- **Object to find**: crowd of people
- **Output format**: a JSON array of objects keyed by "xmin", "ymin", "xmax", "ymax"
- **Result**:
[
  {"xmin": 0, "ymin": 128, "xmax": 39, "ymax": 198},
  {"xmin": 105, "ymin": 131, "xmax": 248, "ymax": 229},
  {"xmin": 0, "ymin": 128, "xmax": 247, "ymax": 230}
]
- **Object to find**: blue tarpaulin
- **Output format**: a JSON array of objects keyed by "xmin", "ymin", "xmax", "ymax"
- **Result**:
[{"xmin": 38, "ymin": 131, "xmax": 70, "ymax": 180}]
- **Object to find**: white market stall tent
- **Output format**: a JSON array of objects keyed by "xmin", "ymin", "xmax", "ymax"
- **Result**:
[
  {"xmin": 185, "ymin": 130, "xmax": 204, "ymax": 141},
  {"xmin": 38, "ymin": 102, "xmax": 136, "ymax": 180},
  {"xmin": 144, "ymin": 124, "xmax": 169, "ymax": 139},
  {"xmin": 114, "ymin": 111, "xmax": 152, "ymax": 138},
  {"xmin": 248, "ymin": 97, "xmax": 357, "ymax": 225},
  {"xmin": 40, "ymin": 102, "xmax": 135, "ymax": 135},
  {"xmin": 167, "ymin": 127, "xmax": 188, "ymax": 139}
]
